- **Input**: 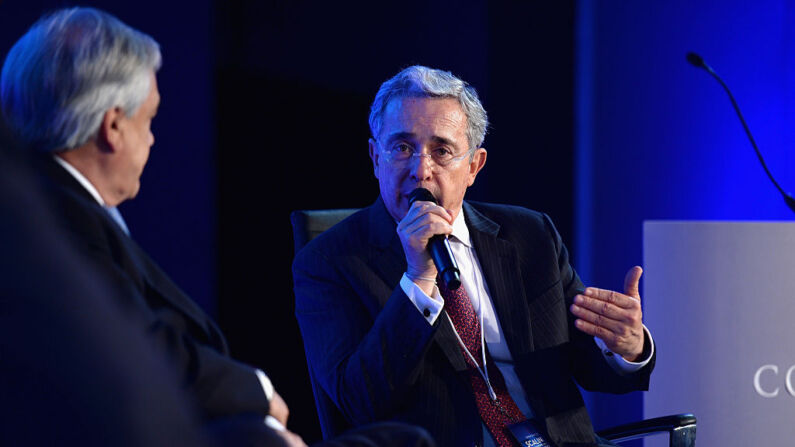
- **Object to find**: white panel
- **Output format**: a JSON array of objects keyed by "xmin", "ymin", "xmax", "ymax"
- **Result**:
[{"xmin": 643, "ymin": 221, "xmax": 795, "ymax": 446}]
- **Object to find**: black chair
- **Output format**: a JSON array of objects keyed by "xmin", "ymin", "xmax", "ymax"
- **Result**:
[
  {"xmin": 597, "ymin": 413, "xmax": 696, "ymax": 446},
  {"xmin": 290, "ymin": 208, "xmax": 697, "ymax": 447},
  {"xmin": 290, "ymin": 208, "xmax": 360, "ymax": 254}
]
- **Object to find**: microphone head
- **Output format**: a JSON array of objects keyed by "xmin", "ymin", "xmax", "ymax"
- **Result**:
[
  {"xmin": 408, "ymin": 187, "xmax": 437, "ymax": 205},
  {"xmin": 784, "ymin": 193, "xmax": 795, "ymax": 214},
  {"xmin": 686, "ymin": 52, "xmax": 706, "ymax": 69}
]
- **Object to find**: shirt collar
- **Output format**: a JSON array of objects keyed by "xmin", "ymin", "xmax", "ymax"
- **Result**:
[
  {"xmin": 53, "ymin": 155, "xmax": 106, "ymax": 206},
  {"xmin": 450, "ymin": 208, "xmax": 472, "ymax": 247}
]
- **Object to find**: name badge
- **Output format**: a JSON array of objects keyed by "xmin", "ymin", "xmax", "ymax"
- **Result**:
[{"xmin": 507, "ymin": 419, "xmax": 553, "ymax": 447}]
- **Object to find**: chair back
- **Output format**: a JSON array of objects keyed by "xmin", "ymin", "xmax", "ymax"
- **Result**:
[
  {"xmin": 290, "ymin": 208, "xmax": 359, "ymax": 439},
  {"xmin": 290, "ymin": 209, "xmax": 359, "ymax": 253}
]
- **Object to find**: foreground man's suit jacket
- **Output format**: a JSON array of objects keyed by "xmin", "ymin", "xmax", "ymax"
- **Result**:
[
  {"xmin": 294, "ymin": 198, "xmax": 655, "ymax": 447},
  {"xmin": 37, "ymin": 156, "xmax": 270, "ymax": 421}
]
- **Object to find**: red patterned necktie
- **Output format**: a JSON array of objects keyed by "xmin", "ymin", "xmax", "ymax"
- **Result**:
[{"xmin": 438, "ymin": 281, "xmax": 526, "ymax": 447}]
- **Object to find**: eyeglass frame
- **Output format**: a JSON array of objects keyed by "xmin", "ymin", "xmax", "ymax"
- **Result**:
[{"xmin": 374, "ymin": 139, "xmax": 476, "ymax": 168}]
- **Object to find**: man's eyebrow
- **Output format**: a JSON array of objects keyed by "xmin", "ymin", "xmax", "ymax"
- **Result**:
[
  {"xmin": 383, "ymin": 131, "xmax": 415, "ymax": 143},
  {"xmin": 382, "ymin": 133, "xmax": 459, "ymax": 148},
  {"xmin": 429, "ymin": 135, "xmax": 458, "ymax": 148}
]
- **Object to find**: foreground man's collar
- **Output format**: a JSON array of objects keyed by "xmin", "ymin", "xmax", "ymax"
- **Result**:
[{"xmin": 53, "ymin": 154, "xmax": 105, "ymax": 206}]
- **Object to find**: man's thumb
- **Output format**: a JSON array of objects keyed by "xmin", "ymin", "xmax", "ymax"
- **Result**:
[{"xmin": 623, "ymin": 266, "xmax": 643, "ymax": 298}]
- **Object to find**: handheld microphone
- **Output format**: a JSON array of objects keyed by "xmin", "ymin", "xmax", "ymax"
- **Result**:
[
  {"xmin": 686, "ymin": 51, "xmax": 795, "ymax": 213},
  {"xmin": 407, "ymin": 188, "xmax": 462, "ymax": 290}
]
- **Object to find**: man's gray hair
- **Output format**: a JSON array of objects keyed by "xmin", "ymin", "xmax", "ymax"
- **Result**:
[
  {"xmin": 368, "ymin": 65, "xmax": 488, "ymax": 150},
  {"xmin": 0, "ymin": 7, "xmax": 162, "ymax": 152}
]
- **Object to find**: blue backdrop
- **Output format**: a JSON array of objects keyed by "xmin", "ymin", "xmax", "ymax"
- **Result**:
[{"xmin": 575, "ymin": 0, "xmax": 795, "ymax": 434}]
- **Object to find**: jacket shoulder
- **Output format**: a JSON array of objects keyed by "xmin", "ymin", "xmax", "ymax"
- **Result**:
[{"xmin": 466, "ymin": 201, "xmax": 552, "ymax": 232}]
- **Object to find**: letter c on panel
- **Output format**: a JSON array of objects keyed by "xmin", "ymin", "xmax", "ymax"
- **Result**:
[{"xmin": 754, "ymin": 364, "xmax": 779, "ymax": 398}]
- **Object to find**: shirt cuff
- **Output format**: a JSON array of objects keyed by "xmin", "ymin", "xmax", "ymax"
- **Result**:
[
  {"xmin": 255, "ymin": 369, "xmax": 274, "ymax": 401},
  {"xmin": 265, "ymin": 416, "xmax": 286, "ymax": 431},
  {"xmin": 594, "ymin": 324, "xmax": 655, "ymax": 375},
  {"xmin": 399, "ymin": 273, "xmax": 445, "ymax": 325}
]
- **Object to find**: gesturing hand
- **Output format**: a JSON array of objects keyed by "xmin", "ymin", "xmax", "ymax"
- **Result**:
[{"xmin": 570, "ymin": 266, "xmax": 645, "ymax": 361}]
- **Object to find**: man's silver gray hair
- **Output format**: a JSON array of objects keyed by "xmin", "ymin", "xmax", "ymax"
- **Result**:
[
  {"xmin": 368, "ymin": 65, "xmax": 488, "ymax": 150},
  {"xmin": 0, "ymin": 7, "xmax": 161, "ymax": 152}
]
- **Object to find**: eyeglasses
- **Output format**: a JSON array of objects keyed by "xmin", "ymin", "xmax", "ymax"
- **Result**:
[{"xmin": 378, "ymin": 142, "xmax": 474, "ymax": 168}]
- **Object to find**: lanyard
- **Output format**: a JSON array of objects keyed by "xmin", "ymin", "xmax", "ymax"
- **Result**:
[
  {"xmin": 446, "ymin": 311, "xmax": 498, "ymax": 401},
  {"xmin": 444, "ymin": 236, "xmax": 527, "ymax": 425},
  {"xmin": 444, "ymin": 242, "xmax": 498, "ymax": 401}
]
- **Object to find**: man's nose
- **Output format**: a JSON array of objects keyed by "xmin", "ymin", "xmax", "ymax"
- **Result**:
[{"xmin": 409, "ymin": 153, "xmax": 433, "ymax": 181}]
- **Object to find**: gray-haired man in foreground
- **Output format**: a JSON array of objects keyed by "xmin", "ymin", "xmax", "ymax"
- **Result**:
[{"xmin": 1, "ymin": 8, "xmax": 433, "ymax": 447}]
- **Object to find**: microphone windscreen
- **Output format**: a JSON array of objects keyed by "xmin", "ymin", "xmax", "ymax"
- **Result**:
[
  {"xmin": 686, "ymin": 52, "xmax": 706, "ymax": 68},
  {"xmin": 408, "ymin": 188, "xmax": 437, "ymax": 205}
]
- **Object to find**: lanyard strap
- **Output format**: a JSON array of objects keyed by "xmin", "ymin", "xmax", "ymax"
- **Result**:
[
  {"xmin": 445, "ymin": 239, "xmax": 497, "ymax": 400},
  {"xmin": 446, "ymin": 311, "xmax": 497, "ymax": 401}
]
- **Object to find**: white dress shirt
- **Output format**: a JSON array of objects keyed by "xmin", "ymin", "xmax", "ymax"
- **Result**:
[{"xmin": 400, "ymin": 210, "xmax": 654, "ymax": 446}]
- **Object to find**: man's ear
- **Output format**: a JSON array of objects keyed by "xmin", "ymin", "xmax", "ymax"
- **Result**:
[
  {"xmin": 368, "ymin": 138, "xmax": 379, "ymax": 177},
  {"xmin": 466, "ymin": 147, "xmax": 487, "ymax": 186},
  {"xmin": 97, "ymin": 107, "xmax": 125, "ymax": 153}
]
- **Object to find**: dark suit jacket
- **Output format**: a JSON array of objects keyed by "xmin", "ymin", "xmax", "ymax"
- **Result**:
[
  {"xmin": 293, "ymin": 198, "xmax": 654, "ymax": 447},
  {"xmin": 36, "ymin": 155, "xmax": 270, "ymax": 421},
  {"xmin": 0, "ymin": 132, "xmax": 212, "ymax": 446}
]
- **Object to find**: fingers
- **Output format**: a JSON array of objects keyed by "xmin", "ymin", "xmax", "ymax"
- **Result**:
[
  {"xmin": 269, "ymin": 391, "xmax": 289, "ymax": 426},
  {"xmin": 401, "ymin": 200, "xmax": 453, "ymax": 228},
  {"xmin": 570, "ymin": 305, "xmax": 643, "ymax": 359},
  {"xmin": 570, "ymin": 299, "xmax": 627, "ymax": 334},
  {"xmin": 400, "ymin": 217, "xmax": 453, "ymax": 240},
  {"xmin": 623, "ymin": 265, "xmax": 643, "ymax": 299},
  {"xmin": 397, "ymin": 200, "xmax": 454, "ymax": 281},
  {"xmin": 571, "ymin": 291, "xmax": 640, "ymax": 330},
  {"xmin": 570, "ymin": 284, "xmax": 644, "ymax": 358},
  {"xmin": 572, "ymin": 289, "xmax": 641, "ymax": 323},
  {"xmin": 397, "ymin": 200, "xmax": 454, "ymax": 248},
  {"xmin": 579, "ymin": 287, "xmax": 638, "ymax": 309},
  {"xmin": 573, "ymin": 317, "xmax": 618, "ymax": 344}
]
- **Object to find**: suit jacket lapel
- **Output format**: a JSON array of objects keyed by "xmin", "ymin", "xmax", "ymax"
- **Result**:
[
  {"xmin": 127, "ymin": 240, "xmax": 224, "ymax": 335},
  {"xmin": 42, "ymin": 155, "xmax": 227, "ymax": 350},
  {"xmin": 464, "ymin": 202, "xmax": 535, "ymax": 356}
]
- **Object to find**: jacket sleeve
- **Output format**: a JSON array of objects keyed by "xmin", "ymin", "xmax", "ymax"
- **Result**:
[
  {"xmin": 541, "ymin": 212, "xmax": 655, "ymax": 394},
  {"xmin": 73, "ymin": 227, "xmax": 271, "ymax": 420},
  {"xmin": 293, "ymin": 244, "xmax": 438, "ymax": 425}
]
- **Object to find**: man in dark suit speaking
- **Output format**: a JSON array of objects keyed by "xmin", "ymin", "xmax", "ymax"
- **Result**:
[{"xmin": 293, "ymin": 66, "xmax": 655, "ymax": 447}]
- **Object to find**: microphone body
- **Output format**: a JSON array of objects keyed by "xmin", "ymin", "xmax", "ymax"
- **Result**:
[{"xmin": 407, "ymin": 188, "xmax": 462, "ymax": 290}]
